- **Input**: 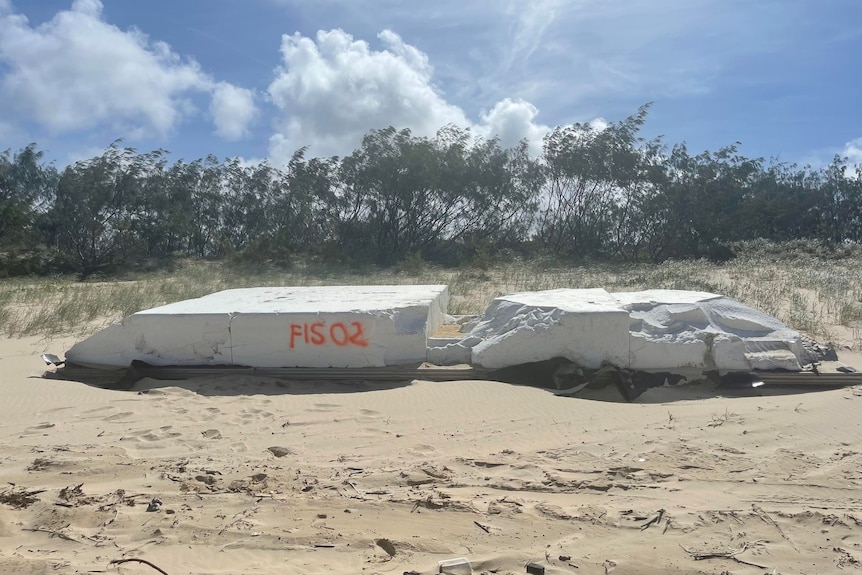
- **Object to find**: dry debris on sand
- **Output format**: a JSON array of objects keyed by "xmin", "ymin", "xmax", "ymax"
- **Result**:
[{"xmin": 1, "ymin": 334, "xmax": 861, "ymax": 574}]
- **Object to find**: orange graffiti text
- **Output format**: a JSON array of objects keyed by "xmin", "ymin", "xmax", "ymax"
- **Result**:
[{"xmin": 289, "ymin": 322, "xmax": 369, "ymax": 348}]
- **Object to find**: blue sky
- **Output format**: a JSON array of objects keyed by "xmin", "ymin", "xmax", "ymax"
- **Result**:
[{"xmin": 1, "ymin": 0, "xmax": 860, "ymax": 168}]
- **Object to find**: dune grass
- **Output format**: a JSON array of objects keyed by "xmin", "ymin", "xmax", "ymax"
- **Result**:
[{"xmin": 2, "ymin": 251, "xmax": 862, "ymax": 348}]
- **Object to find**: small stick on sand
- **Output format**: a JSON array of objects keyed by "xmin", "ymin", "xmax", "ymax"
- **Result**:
[
  {"xmin": 752, "ymin": 504, "xmax": 798, "ymax": 551},
  {"xmin": 473, "ymin": 520, "xmax": 491, "ymax": 533},
  {"xmin": 640, "ymin": 508, "xmax": 665, "ymax": 530},
  {"xmin": 662, "ymin": 517, "xmax": 673, "ymax": 534},
  {"xmin": 681, "ymin": 541, "xmax": 768, "ymax": 569},
  {"xmin": 345, "ymin": 480, "xmax": 361, "ymax": 494},
  {"xmin": 22, "ymin": 527, "xmax": 80, "ymax": 542},
  {"xmin": 110, "ymin": 557, "xmax": 170, "ymax": 575},
  {"xmin": 100, "ymin": 507, "xmax": 120, "ymax": 527}
]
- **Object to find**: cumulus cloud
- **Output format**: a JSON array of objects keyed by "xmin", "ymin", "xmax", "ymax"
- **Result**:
[
  {"xmin": 211, "ymin": 82, "xmax": 258, "ymax": 141},
  {"xmin": 268, "ymin": 29, "xmax": 467, "ymax": 161},
  {"xmin": 0, "ymin": 0, "xmax": 252, "ymax": 141},
  {"xmin": 478, "ymin": 98, "xmax": 549, "ymax": 153},
  {"xmin": 844, "ymin": 137, "xmax": 862, "ymax": 167},
  {"xmin": 267, "ymin": 28, "xmax": 551, "ymax": 162}
]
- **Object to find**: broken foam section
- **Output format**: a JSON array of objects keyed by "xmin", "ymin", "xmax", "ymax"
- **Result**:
[{"xmin": 430, "ymin": 289, "xmax": 808, "ymax": 372}]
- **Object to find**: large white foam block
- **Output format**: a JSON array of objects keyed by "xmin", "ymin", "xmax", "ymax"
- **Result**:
[
  {"xmin": 463, "ymin": 288, "xmax": 805, "ymax": 372},
  {"xmin": 616, "ymin": 290, "xmax": 805, "ymax": 371},
  {"xmin": 66, "ymin": 285, "xmax": 449, "ymax": 369},
  {"xmin": 469, "ymin": 288, "xmax": 631, "ymax": 369}
]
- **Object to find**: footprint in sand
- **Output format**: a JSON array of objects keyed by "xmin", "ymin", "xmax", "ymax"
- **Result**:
[
  {"xmin": 201, "ymin": 429, "xmax": 222, "ymax": 439},
  {"xmin": 123, "ymin": 427, "xmax": 183, "ymax": 443},
  {"xmin": 82, "ymin": 406, "xmax": 115, "ymax": 415},
  {"xmin": 240, "ymin": 409, "xmax": 273, "ymax": 419},
  {"xmin": 23, "ymin": 422, "xmax": 56, "ymax": 435},
  {"xmin": 103, "ymin": 412, "xmax": 134, "ymax": 422},
  {"xmin": 44, "ymin": 406, "xmax": 73, "ymax": 413},
  {"xmin": 358, "ymin": 427, "xmax": 392, "ymax": 437},
  {"xmin": 28, "ymin": 422, "xmax": 55, "ymax": 430},
  {"xmin": 307, "ymin": 403, "xmax": 341, "ymax": 412},
  {"xmin": 148, "ymin": 431, "xmax": 182, "ymax": 441},
  {"xmin": 359, "ymin": 409, "xmax": 380, "ymax": 416}
]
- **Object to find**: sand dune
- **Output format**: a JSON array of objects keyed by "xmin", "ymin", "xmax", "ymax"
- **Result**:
[{"xmin": 1, "ymin": 334, "xmax": 861, "ymax": 574}]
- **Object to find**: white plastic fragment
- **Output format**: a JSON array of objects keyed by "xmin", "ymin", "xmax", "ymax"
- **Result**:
[{"xmin": 438, "ymin": 557, "xmax": 472, "ymax": 575}]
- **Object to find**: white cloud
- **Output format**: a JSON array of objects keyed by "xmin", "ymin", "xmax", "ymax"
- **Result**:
[
  {"xmin": 70, "ymin": 0, "xmax": 100, "ymax": 17},
  {"xmin": 267, "ymin": 29, "xmax": 468, "ymax": 161},
  {"xmin": 266, "ymin": 28, "xmax": 551, "ymax": 163},
  {"xmin": 589, "ymin": 117, "xmax": 609, "ymax": 132},
  {"xmin": 799, "ymin": 138, "xmax": 862, "ymax": 176},
  {"xmin": 501, "ymin": 0, "xmax": 568, "ymax": 73},
  {"xmin": 478, "ymin": 98, "xmax": 549, "ymax": 153},
  {"xmin": 0, "ymin": 0, "xmax": 252, "ymax": 140},
  {"xmin": 273, "ymin": 0, "xmax": 811, "ymax": 130},
  {"xmin": 844, "ymin": 137, "xmax": 862, "ymax": 166},
  {"xmin": 234, "ymin": 156, "xmax": 268, "ymax": 168},
  {"xmin": 211, "ymin": 82, "xmax": 258, "ymax": 141}
]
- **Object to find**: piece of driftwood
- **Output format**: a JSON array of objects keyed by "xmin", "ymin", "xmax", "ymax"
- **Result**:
[
  {"xmin": 23, "ymin": 527, "xmax": 79, "ymax": 542},
  {"xmin": 640, "ymin": 508, "xmax": 665, "ymax": 530},
  {"xmin": 681, "ymin": 541, "xmax": 768, "ymax": 569},
  {"xmin": 110, "ymin": 557, "xmax": 170, "ymax": 575}
]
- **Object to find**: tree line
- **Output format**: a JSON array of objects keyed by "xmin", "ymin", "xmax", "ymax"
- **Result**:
[{"xmin": 2, "ymin": 104, "xmax": 861, "ymax": 277}]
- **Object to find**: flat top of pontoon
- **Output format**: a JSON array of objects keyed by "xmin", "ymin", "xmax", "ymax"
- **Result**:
[
  {"xmin": 495, "ymin": 288, "xmax": 626, "ymax": 313},
  {"xmin": 610, "ymin": 289, "xmax": 721, "ymax": 306},
  {"xmin": 136, "ymin": 285, "xmax": 448, "ymax": 315}
]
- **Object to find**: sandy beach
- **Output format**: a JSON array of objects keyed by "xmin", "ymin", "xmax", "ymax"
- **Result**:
[{"xmin": 1, "ymin": 334, "xmax": 861, "ymax": 575}]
